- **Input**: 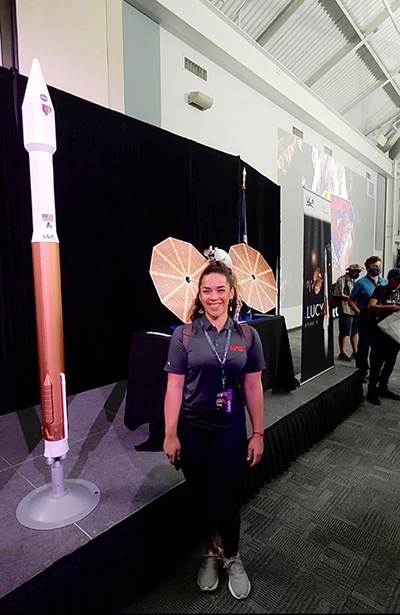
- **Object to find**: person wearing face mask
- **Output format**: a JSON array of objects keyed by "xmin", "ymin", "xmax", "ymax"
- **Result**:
[
  {"xmin": 333, "ymin": 264, "xmax": 363, "ymax": 361},
  {"xmin": 365, "ymin": 269, "xmax": 400, "ymax": 405},
  {"xmin": 348, "ymin": 256, "xmax": 388, "ymax": 383}
]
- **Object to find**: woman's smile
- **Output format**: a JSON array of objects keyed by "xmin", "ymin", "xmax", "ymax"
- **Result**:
[{"xmin": 199, "ymin": 273, "xmax": 234, "ymax": 321}]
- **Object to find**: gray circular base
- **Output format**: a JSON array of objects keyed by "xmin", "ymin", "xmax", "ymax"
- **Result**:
[{"xmin": 16, "ymin": 479, "xmax": 101, "ymax": 530}]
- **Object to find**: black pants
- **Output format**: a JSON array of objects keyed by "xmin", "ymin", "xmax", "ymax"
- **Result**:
[
  {"xmin": 368, "ymin": 327, "xmax": 400, "ymax": 393},
  {"xmin": 178, "ymin": 416, "xmax": 247, "ymax": 557},
  {"xmin": 356, "ymin": 318, "xmax": 372, "ymax": 374}
]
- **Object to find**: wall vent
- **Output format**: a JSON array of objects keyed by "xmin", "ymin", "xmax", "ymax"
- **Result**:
[
  {"xmin": 367, "ymin": 179, "xmax": 376, "ymax": 198},
  {"xmin": 324, "ymin": 146, "xmax": 332, "ymax": 156},
  {"xmin": 292, "ymin": 126, "xmax": 303, "ymax": 139},
  {"xmin": 184, "ymin": 57, "xmax": 207, "ymax": 81}
]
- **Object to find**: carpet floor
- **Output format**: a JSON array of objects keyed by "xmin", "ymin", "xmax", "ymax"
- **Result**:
[{"xmin": 121, "ymin": 324, "xmax": 400, "ymax": 614}]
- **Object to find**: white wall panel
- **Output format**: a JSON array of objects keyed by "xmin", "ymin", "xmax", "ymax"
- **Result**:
[
  {"xmin": 16, "ymin": 0, "xmax": 124, "ymax": 112},
  {"xmin": 159, "ymin": 27, "xmax": 382, "ymax": 327}
]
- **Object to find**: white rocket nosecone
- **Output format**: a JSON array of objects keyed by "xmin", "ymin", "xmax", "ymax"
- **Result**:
[
  {"xmin": 22, "ymin": 59, "xmax": 59, "ymax": 245},
  {"xmin": 22, "ymin": 58, "xmax": 56, "ymax": 154}
]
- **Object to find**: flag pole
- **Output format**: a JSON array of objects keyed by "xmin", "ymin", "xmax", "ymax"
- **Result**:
[
  {"xmin": 241, "ymin": 167, "xmax": 248, "ymax": 245},
  {"xmin": 240, "ymin": 167, "xmax": 251, "ymax": 319}
]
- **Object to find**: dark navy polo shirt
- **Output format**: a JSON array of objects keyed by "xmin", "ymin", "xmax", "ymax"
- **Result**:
[{"xmin": 164, "ymin": 315, "xmax": 265, "ymax": 414}]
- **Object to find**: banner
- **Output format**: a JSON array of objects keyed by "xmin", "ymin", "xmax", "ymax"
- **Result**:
[
  {"xmin": 322, "ymin": 191, "xmax": 354, "ymax": 269},
  {"xmin": 301, "ymin": 188, "xmax": 334, "ymax": 383}
]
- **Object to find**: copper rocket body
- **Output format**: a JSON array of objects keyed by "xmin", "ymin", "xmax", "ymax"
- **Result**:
[
  {"xmin": 22, "ymin": 59, "xmax": 69, "ymax": 458},
  {"xmin": 32, "ymin": 242, "xmax": 65, "ymax": 440}
]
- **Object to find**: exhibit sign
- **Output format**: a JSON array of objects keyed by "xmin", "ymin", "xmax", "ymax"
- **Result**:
[
  {"xmin": 301, "ymin": 188, "xmax": 334, "ymax": 383},
  {"xmin": 322, "ymin": 191, "xmax": 354, "ymax": 268}
]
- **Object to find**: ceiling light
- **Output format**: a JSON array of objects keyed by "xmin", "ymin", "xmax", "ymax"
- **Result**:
[{"xmin": 374, "ymin": 133, "xmax": 387, "ymax": 147}]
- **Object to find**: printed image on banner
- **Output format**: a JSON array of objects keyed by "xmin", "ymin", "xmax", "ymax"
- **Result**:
[
  {"xmin": 323, "ymin": 191, "xmax": 354, "ymax": 269},
  {"xmin": 301, "ymin": 188, "xmax": 334, "ymax": 383}
]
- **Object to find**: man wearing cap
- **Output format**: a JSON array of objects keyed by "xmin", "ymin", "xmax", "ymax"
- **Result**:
[
  {"xmin": 348, "ymin": 256, "xmax": 388, "ymax": 382},
  {"xmin": 365, "ymin": 268, "xmax": 400, "ymax": 405},
  {"xmin": 333, "ymin": 264, "xmax": 363, "ymax": 361}
]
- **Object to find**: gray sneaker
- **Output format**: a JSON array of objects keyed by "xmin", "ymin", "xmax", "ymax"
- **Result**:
[
  {"xmin": 197, "ymin": 550, "xmax": 222, "ymax": 591},
  {"xmin": 224, "ymin": 553, "xmax": 251, "ymax": 599}
]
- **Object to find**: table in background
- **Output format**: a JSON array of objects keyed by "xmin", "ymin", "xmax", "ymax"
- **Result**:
[{"xmin": 124, "ymin": 315, "xmax": 298, "ymax": 451}]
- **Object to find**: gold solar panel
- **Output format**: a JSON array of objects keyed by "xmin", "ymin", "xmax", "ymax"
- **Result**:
[
  {"xmin": 150, "ymin": 237, "xmax": 208, "ymax": 323},
  {"xmin": 228, "ymin": 243, "xmax": 277, "ymax": 313}
]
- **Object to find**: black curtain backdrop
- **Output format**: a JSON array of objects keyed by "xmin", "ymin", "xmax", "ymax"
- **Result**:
[{"xmin": 0, "ymin": 67, "xmax": 280, "ymax": 415}]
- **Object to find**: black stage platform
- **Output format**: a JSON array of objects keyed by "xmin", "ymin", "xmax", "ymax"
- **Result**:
[{"xmin": 0, "ymin": 362, "xmax": 363, "ymax": 614}]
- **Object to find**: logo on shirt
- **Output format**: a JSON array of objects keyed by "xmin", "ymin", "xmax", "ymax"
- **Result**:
[{"xmin": 230, "ymin": 345, "xmax": 245, "ymax": 352}]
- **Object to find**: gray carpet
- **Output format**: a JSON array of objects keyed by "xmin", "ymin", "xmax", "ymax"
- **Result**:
[{"xmin": 121, "ymin": 322, "xmax": 400, "ymax": 614}]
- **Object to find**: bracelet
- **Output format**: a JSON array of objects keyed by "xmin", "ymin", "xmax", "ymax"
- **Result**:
[{"xmin": 252, "ymin": 431, "xmax": 264, "ymax": 438}]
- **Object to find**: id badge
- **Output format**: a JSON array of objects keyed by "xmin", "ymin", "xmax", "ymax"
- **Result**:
[{"xmin": 216, "ymin": 389, "xmax": 233, "ymax": 413}]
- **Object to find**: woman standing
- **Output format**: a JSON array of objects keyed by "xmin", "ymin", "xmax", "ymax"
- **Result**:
[{"xmin": 163, "ymin": 261, "xmax": 265, "ymax": 600}]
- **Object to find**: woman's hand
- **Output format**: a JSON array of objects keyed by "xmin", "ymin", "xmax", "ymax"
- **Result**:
[
  {"xmin": 247, "ymin": 434, "xmax": 264, "ymax": 467},
  {"xmin": 163, "ymin": 434, "xmax": 181, "ymax": 465},
  {"xmin": 243, "ymin": 371, "xmax": 264, "ymax": 468}
]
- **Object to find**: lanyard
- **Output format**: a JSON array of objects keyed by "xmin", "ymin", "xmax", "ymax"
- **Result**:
[{"xmin": 201, "ymin": 320, "xmax": 232, "ymax": 390}]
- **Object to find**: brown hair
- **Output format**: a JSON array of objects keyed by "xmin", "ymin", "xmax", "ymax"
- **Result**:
[
  {"xmin": 364, "ymin": 255, "xmax": 381, "ymax": 269},
  {"xmin": 190, "ymin": 260, "xmax": 240, "ymax": 322}
]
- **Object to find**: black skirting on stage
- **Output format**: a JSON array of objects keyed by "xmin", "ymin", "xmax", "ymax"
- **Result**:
[
  {"xmin": 0, "ymin": 370, "xmax": 363, "ymax": 615},
  {"xmin": 238, "ymin": 370, "xmax": 363, "ymax": 504}
]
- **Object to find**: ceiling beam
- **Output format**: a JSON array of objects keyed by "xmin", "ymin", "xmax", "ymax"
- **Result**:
[
  {"xmin": 231, "ymin": 0, "xmax": 251, "ymax": 26},
  {"xmin": 366, "ymin": 0, "xmax": 400, "ymax": 31},
  {"xmin": 340, "ymin": 61, "xmax": 400, "ymax": 117},
  {"xmin": 364, "ymin": 110, "xmax": 400, "ymax": 139},
  {"xmin": 329, "ymin": 0, "xmax": 400, "ymax": 117},
  {"xmin": 389, "ymin": 135, "xmax": 400, "ymax": 160},
  {"xmin": 365, "ymin": 118, "xmax": 398, "ymax": 140},
  {"xmin": 340, "ymin": 76, "xmax": 387, "ymax": 115},
  {"xmin": 306, "ymin": 37, "xmax": 361, "ymax": 88},
  {"xmin": 256, "ymin": 0, "xmax": 307, "ymax": 47},
  {"xmin": 306, "ymin": 0, "xmax": 400, "ymax": 88},
  {"xmin": 340, "ymin": 50, "xmax": 400, "ymax": 116}
]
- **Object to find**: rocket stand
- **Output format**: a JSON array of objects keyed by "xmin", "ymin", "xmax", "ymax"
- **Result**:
[{"xmin": 16, "ymin": 456, "xmax": 101, "ymax": 530}]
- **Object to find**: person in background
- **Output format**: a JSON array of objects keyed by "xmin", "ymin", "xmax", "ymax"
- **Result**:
[
  {"xmin": 163, "ymin": 260, "xmax": 265, "ymax": 600},
  {"xmin": 348, "ymin": 256, "xmax": 387, "ymax": 383},
  {"xmin": 366, "ymin": 269, "xmax": 400, "ymax": 406},
  {"xmin": 333, "ymin": 264, "xmax": 363, "ymax": 361}
]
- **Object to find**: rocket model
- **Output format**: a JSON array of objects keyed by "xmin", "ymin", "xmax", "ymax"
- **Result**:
[
  {"xmin": 16, "ymin": 59, "xmax": 100, "ymax": 530},
  {"xmin": 22, "ymin": 59, "xmax": 69, "ymax": 460}
]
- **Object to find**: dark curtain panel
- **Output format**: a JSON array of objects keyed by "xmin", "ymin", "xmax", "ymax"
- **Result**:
[
  {"xmin": 0, "ymin": 0, "xmax": 19, "ymax": 70},
  {"xmin": 0, "ymin": 69, "xmax": 39, "ymax": 414},
  {"xmin": 0, "ymin": 67, "xmax": 280, "ymax": 415},
  {"xmin": 243, "ymin": 164, "xmax": 281, "ymax": 274}
]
